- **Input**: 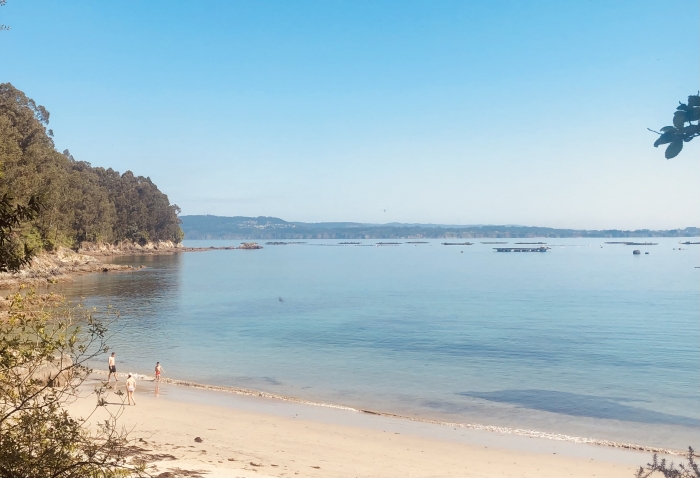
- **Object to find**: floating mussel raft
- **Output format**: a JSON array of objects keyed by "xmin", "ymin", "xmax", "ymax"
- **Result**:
[{"xmin": 494, "ymin": 246, "xmax": 550, "ymax": 252}]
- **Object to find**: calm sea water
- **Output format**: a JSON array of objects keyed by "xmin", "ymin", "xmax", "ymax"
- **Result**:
[{"xmin": 53, "ymin": 238, "xmax": 699, "ymax": 449}]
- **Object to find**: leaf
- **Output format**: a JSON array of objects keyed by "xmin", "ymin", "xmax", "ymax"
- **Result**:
[
  {"xmin": 682, "ymin": 124, "xmax": 700, "ymax": 137},
  {"xmin": 660, "ymin": 126, "xmax": 675, "ymax": 132},
  {"xmin": 665, "ymin": 140, "xmax": 683, "ymax": 159},
  {"xmin": 688, "ymin": 95, "xmax": 700, "ymax": 107},
  {"xmin": 654, "ymin": 131, "xmax": 676, "ymax": 147},
  {"xmin": 673, "ymin": 111, "xmax": 686, "ymax": 128},
  {"xmin": 688, "ymin": 106, "xmax": 700, "ymax": 122}
]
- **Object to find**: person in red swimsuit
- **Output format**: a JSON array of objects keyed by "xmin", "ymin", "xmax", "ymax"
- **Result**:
[{"xmin": 155, "ymin": 362, "xmax": 164, "ymax": 382}]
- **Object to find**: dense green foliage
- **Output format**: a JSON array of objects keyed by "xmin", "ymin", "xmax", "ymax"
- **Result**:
[
  {"xmin": 653, "ymin": 94, "xmax": 700, "ymax": 159},
  {"xmin": 0, "ymin": 193, "xmax": 41, "ymax": 272},
  {"xmin": 0, "ymin": 289, "xmax": 141, "ymax": 478},
  {"xmin": 0, "ymin": 83, "xmax": 183, "ymax": 251}
]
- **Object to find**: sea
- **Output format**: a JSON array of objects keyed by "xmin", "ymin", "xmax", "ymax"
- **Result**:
[{"xmin": 51, "ymin": 238, "xmax": 699, "ymax": 450}]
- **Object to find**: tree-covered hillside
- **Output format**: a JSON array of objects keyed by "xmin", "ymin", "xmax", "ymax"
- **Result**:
[
  {"xmin": 181, "ymin": 215, "xmax": 700, "ymax": 240},
  {"xmin": 0, "ymin": 83, "xmax": 182, "ymax": 250}
]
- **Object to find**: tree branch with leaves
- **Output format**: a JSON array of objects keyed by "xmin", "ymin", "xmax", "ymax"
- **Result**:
[
  {"xmin": 0, "ymin": 288, "xmax": 144, "ymax": 478},
  {"xmin": 0, "ymin": 0, "xmax": 9, "ymax": 32},
  {"xmin": 651, "ymin": 94, "xmax": 700, "ymax": 159},
  {"xmin": 635, "ymin": 447, "xmax": 700, "ymax": 478}
]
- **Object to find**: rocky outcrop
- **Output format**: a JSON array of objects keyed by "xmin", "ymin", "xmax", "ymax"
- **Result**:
[
  {"xmin": 9, "ymin": 354, "xmax": 74, "ymax": 388},
  {"xmin": 79, "ymin": 240, "xmax": 183, "ymax": 256},
  {"xmin": 238, "ymin": 242, "xmax": 263, "ymax": 250},
  {"xmin": 0, "ymin": 240, "xmax": 258, "ymax": 289},
  {"xmin": 0, "ymin": 248, "xmax": 134, "ymax": 289},
  {"xmin": 30, "ymin": 354, "xmax": 74, "ymax": 387}
]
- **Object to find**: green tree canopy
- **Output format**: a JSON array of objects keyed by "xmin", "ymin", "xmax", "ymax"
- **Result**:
[{"xmin": 0, "ymin": 83, "xmax": 183, "ymax": 250}]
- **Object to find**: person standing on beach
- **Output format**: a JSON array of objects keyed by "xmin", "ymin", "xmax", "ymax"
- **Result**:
[
  {"xmin": 155, "ymin": 362, "xmax": 164, "ymax": 382},
  {"xmin": 107, "ymin": 352, "xmax": 118, "ymax": 385},
  {"xmin": 125, "ymin": 374, "xmax": 136, "ymax": 406}
]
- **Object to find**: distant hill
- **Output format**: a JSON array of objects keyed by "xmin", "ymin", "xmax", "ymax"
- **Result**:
[{"xmin": 180, "ymin": 215, "xmax": 699, "ymax": 240}]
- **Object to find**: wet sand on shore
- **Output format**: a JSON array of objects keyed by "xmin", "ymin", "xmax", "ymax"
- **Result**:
[{"xmin": 67, "ymin": 376, "xmax": 656, "ymax": 478}]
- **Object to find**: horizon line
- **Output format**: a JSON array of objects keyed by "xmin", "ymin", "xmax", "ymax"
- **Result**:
[{"xmin": 180, "ymin": 214, "xmax": 699, "ymax": 232}]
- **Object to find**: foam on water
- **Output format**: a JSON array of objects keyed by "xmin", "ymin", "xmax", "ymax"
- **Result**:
[{"xmin": 92, "ymin": 370, "xmax": 686, "ymax": 456}]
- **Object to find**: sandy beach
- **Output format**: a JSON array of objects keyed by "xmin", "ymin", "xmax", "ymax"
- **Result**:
[{"xmin": 66, "ymin": 376, "xmax": 659, "ymax": 478}]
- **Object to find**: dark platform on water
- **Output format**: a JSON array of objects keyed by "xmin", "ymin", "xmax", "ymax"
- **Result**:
[
  {"xmin": 494, "ymin": 247, "xmax": 550, "ymax": 252},
  {"xmin": 604, "ymin": 241, "xmax": 658, "ymax": 246}
]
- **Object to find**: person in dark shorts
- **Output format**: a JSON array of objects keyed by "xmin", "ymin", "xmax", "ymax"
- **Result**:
[{"xmin": 107, "ymin": 352, "xmax": 118, "ymax": 384}]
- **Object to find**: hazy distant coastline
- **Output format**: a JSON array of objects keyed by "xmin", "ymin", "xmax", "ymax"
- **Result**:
[{"xmin": 181, "ymin": 215, "xmax": 700, "ymax": 240}]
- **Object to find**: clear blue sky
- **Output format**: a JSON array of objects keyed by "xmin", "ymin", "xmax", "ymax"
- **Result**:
[{"xmin": 2, "ymin": 0, "xmax": 698, "ymax": 229}]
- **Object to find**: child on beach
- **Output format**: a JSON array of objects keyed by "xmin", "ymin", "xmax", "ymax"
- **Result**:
[
  {"xmin": 155, "ymin": 362, "xmax": 164, "ymax": 382},
  {"xmin": 126, "ymin": 373, "xmax": 136, "ymax": 406}
]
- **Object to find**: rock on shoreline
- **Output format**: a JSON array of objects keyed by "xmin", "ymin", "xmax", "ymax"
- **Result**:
[
  {"xmin": 0, "ymin": 241, "xmax": 263, "ymax": 289},
  {"xmin": 79, "ymin": 240, "xmax": 184, "ymax": 256},
  {"xmin": 238, "ymin": 242, "xmax": 263, "ymax": 250},
  {"xmin": 0, "ymin": 248, "xmax": 136, "ymax": 289}
]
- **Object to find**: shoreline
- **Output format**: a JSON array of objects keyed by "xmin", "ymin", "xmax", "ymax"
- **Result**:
[
  {"xmin": 71, "ymin": 374, "xmax": 655, "ymax": 477},
  {"xmin": 92, "ymin": 370, "xmax": 684, "ymax": 457},
  {"xmin": 0, "ymin": 248, "xmax": 139, "ymax": 290},
  {"xmin": 0, "ymin": 242, "xmax": 263, "ymax": 290}
]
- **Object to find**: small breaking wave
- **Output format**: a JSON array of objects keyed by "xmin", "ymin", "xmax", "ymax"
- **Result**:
[{"xmin": 91, "ymin": 370, "xmax": 685, "ymax": 456}]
